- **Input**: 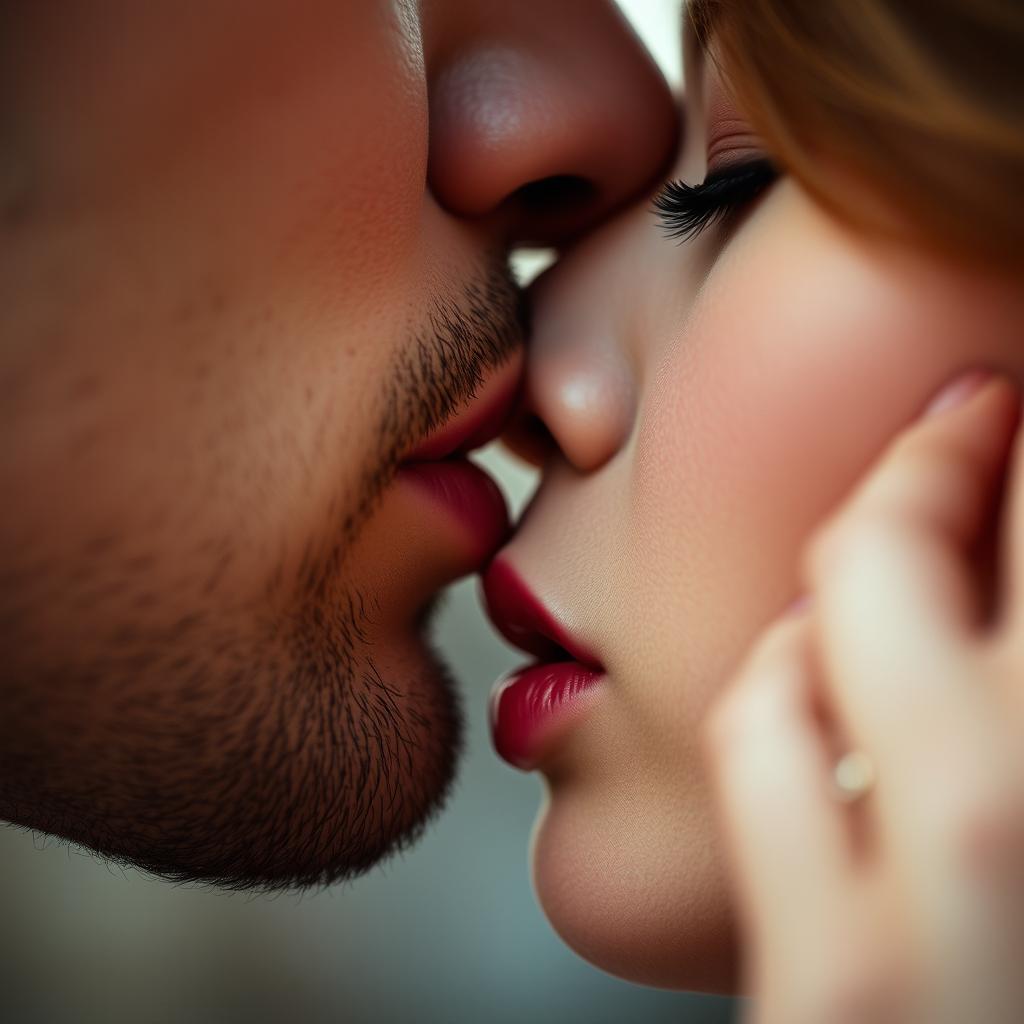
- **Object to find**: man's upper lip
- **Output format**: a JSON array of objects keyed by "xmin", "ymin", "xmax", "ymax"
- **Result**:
[
  {"xmin": 480, "ymin": 558, "xmax": 601, "ymax": 669},
  {"xmin": 405, "ymin": 362, "xmax": 522, "ymax": 463}
]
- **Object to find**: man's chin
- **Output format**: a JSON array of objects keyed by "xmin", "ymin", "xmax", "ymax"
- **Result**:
[
  {"xmin": 169, "ymin": 550, "xmax": 468, "ymax": 892},
  {"xmin": 223, "ymin": 635, "xmax": 464, "ymax": 891},
  {"xmin": 2, "ymin": 609, "xmax": 463, "ymax": 895}
]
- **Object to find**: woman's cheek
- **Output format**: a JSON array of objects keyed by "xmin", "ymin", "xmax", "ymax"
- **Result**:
[{"xmin": 624, "ymin": 188, "xmax": 980, "ymax": 745}]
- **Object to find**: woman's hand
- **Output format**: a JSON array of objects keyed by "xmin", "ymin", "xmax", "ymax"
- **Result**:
[{"xmin": 705, "ymin": 372, "xmax": 1024, "ymax": 1024}]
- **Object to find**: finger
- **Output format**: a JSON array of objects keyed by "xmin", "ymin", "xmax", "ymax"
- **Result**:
[
  {"xmin": 807, "ymin": 375, "xmax": 1019, "ymax": 763},
  {"xmin": 817, "ymin": 373, "xmax": 1018, "ymax": 635},
  {"xmin": 705, "ymin": 610, "xmax": 855, "ymax": 956}
]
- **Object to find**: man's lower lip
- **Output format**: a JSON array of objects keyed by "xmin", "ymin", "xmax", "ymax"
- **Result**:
[
  {"xmin": 397, "ymin": 459, "xmax": 509, "ymax": 563},
  {"xmin": 490, "ymin": 661, "xmax": 603, "ymax": 770}
]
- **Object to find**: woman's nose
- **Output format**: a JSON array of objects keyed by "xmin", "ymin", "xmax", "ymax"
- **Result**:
[
  {"xmin": 426, "ymin": 0, "xmax": 678, "ymax": 246},
  {"xmin": 504, "ymin": 285, "xmax": 638, "ymax": 474}
]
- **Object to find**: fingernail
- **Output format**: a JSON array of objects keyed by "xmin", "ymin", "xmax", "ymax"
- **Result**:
[{"xmin": 924, "ymin": 370, "xmax": 992, "ymax": 418}]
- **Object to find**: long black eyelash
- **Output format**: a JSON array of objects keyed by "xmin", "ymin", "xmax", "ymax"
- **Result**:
[{"xmin": 653, "ymin": 159, "xmax": 779, "ymax": 242}]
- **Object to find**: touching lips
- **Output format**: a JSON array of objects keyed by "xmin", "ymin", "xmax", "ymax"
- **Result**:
[
  {"xmin": 399, "ymin": 461, "xmax": 508, "ymax": 563},
  {"xmin": 397, "ymin": 369, "xmax": 520, "ymax": 564},
  {"xmin": 481, "ymin": 559, "xmax": 604, "ymax": 770},
  {"xmin": 398, "ymin": 367, "xmax": 605, "ymax": 769}
]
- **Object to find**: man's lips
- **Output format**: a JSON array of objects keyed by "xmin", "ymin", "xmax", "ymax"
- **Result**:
[
  {"xmin": 395, "ymin": 359, "xmax": 523, "ymax": 574},
  {"xmin": 405, "ymin": 365, "xmax": 522, "ymax": 462},
  {"xmin": 397, "ymin": 460, "xmax": 509, "ymax": 566}
]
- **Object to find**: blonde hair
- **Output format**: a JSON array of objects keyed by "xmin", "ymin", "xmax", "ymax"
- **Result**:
[{"xmin": 688, "ymin": 0, "xmax": 1024, "ymax": 271}]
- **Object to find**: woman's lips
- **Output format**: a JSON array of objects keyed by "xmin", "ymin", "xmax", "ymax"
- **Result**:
[
  {"xmin": 490, "ymin": 662, "xmax": 603, "ymax": 770},
  {"xmin": 480, "ymin": 559, "xmax": 599, "ymax": 666},
  {"xmin": 481, "ymin": 558, "xmax": 604, "ymax": 770}
]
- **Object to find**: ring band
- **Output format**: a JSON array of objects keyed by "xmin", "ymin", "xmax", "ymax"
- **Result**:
[{"xmin": 832, "ymin": 750, "xmax": 876, "ymax": 803}]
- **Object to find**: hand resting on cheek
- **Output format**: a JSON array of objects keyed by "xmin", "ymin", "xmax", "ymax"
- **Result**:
[{"xmin": 707, "ymin": 371, "xmax": 1024, "ymax": 1023}]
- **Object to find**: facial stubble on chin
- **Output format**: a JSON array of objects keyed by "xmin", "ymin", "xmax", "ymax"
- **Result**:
[{"xmin": 0, "ymin": 259, "xmax": 526, "ymax": 892}]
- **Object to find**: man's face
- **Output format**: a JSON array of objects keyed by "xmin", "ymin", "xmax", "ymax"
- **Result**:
[{"xmin": 0, "ymin": 0, "xmax": 675, "ymax": 887}]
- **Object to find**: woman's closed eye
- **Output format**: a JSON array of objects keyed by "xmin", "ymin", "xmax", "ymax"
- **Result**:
[{"xmin": 652, "ymin": 158, "xmax": 779, "ymax": 242}]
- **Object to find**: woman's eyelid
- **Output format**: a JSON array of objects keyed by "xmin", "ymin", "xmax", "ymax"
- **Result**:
[
  {"xmin": 706, "ymin": 121, "xmax": 767, "ymax": 177},
  {"xmin": 706, "ymin": 142, "xmax": 770, "ymax": 179},
  {"xmin": 703, "ymin": 65, "xmax": 768, "ymax": 177}
]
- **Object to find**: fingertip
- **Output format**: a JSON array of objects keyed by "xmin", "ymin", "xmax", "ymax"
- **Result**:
[
  {"xmin": 924, "ymin": 369, "xmax": 993, "ymax": 418},
  {"xmin": 936, "ymin": 374, "xmax": 1022, "ymax": 477},
  {"xmin": 924, "ymin": 372, "xmax": 1019, "ymax": 429}
]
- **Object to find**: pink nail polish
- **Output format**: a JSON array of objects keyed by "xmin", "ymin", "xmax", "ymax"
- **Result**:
[{"xmin": 924, "ymin": 370, "xmax": 992, "ymax": 418}]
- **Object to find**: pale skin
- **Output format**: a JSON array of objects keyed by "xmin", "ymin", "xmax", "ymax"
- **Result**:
[
  {"xmin": 707, "ymin": 373, "xmax": 1024, "ymax": 1023},
  {"xmin": 496, "ymin": 31, "xmax": 1024, "ymax": 993}
]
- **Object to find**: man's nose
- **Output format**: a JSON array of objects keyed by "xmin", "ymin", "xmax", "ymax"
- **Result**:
[{"xmin": 426, "ymin": 0, "xmax": 678, "ymax": 247}]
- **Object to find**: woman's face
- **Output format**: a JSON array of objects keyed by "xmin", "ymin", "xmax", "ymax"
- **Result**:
[{"xmin": 484, "ymin": 50, "xmax": 1024, "ymax": 991}]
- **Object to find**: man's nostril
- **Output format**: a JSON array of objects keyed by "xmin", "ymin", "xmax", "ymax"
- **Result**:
[
  {"xmin": 511, "ymin": 175, "xmax": 597, "ymax": 217},
  {"xmin": 505, "ymin": 176, "xmax": 601, "ymax": 245}
]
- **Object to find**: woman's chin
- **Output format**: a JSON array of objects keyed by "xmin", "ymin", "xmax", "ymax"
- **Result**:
[{"xmin": 529, "ymin": 785, "xmax": 741, "ymax": 994}]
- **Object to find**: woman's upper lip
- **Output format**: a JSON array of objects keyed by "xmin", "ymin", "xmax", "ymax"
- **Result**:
[
  {"xmin": 405, "ymin": 361, "xmax": 522, "ymax": 463},
  {"xmin": 480, "ymin": 558, "xmax": 601, "ymax": 669}
]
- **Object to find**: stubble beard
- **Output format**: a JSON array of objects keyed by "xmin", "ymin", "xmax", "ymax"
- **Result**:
[{"xmin": 0, "ymin": 258, "xmax": 525, "ymax": 891}]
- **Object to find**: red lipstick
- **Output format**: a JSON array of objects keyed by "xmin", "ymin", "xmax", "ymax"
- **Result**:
[
  {"xmin": 490, "ymin": 662, "xmax": 603, "ymax": 770},
  {"xmin": 481, "ymin": 559, "xmax": 604, "ymax": 770},
  {"xmin": 481, "ymin": 559, "xmax": 599, "ymax": 666}
]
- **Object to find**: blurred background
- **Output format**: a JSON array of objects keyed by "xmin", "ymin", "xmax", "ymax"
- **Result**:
[{"xmin": 0, "ymin": 3, "xmax": 736, "ymax": 1021}]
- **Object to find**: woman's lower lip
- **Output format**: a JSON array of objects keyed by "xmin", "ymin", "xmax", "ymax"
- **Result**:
[
  {"xmin": 490, "ymin": 661, "xmax": 604, "ymax": 770},
  {"xmin": 396, "ymin": 459, "xmax": 509, "ymax": 564}
]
